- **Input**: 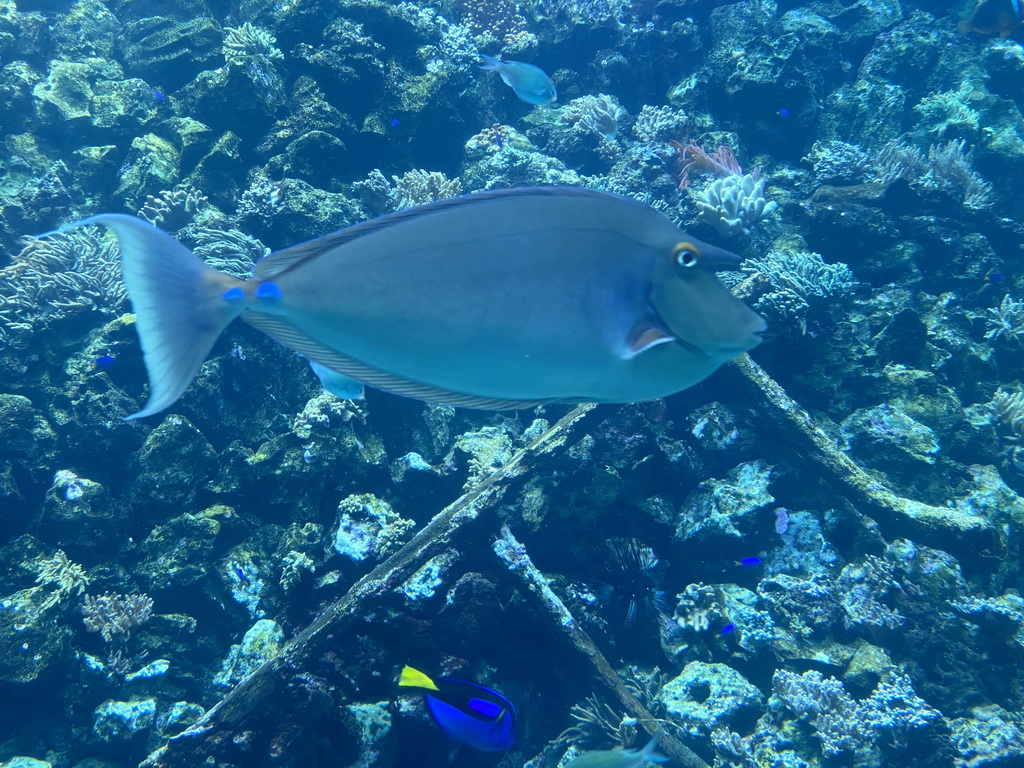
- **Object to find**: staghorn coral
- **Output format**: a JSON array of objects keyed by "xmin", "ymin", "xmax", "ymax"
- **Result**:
[
  {"xmin": 742, "ymin": 249, "xmax": 855, "ymax": 301},
  {"xmin": 691, "ymin": 171, "xmax": 778, "ymax": 236},
  {"xmin": 222, "ymin": 22, "xmax": 283, "ymax": 65},
  {"xmin": 81, "ymin": 593, "xmax": 154, "ymax": 644},
  {"xmin": 34, "ymin": 549, "xmax": 89, "ymax": 610},
  {"xmin": 0, "ymin": 228, "xmax": 126, "ymax": 350},
  {"xmin": 137, "ymin": 187, "xmax": 208, "ymax": 229}
]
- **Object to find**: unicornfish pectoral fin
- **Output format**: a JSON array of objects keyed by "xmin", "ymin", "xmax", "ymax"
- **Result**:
[
  {"xmin": 68, "ymin": 214, "xmax": 246, "ymax": 420},
  {"xmin": 399, "ymin": 665, "xmax": 440, "ymax": 691}
]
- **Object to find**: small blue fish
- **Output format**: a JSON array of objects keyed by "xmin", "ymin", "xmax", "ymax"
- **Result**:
[
  {"xmin": 233, "ymin": 566, "xmax": 250, "ymax": 586},
  {"xmin": 480, "ymin": 54, "xmax": 556, "ymax": 105},
  {"xmin": 986, "ymin": 272, "xmax": 1005, "ymax": 283},
  {"xmin": 389, "ymin": 117, "xmax": 401, "ymax": 128},
  {"xmin": 92, "ymin": 354, "xmax": 117, "ymax": 370},
  {"xmin": 736, "ymin": 557, "xmax": 761, "ymax": 568},
  {"xmin": 720, "ymin": 623, "xmax": 736, "ymax": 635},
  {"xmin": 153, "ymin": 90, "xmax": 165, "ymax": 103},
  {"xmin": 776, "ymin": 107, "xmax": 791, "ymax": 119},
  {"xmin": 399, "ymin": 665, "xmax": 516, "ymax": 752}
]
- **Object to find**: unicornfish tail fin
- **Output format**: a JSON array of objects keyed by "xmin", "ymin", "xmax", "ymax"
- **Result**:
[
  {"xmin": 399, "ymin": 665, "xmax": 440, "ymax": 692},
  {"xmin": 69, "ymin": 214, "xmax": 245, "ymax": 420},
  {"xmin": 639, "ymin": 736, "xmax": 670, "ymax": 763}
]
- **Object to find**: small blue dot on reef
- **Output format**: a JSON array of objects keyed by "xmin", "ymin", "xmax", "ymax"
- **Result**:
[
  {"xmin": 92, "ymin": 355, "xmax": 116, "ymax": 370},
  {"xmin": 390, "ymin": 118, "xmax": 401, "ymax": 128}
]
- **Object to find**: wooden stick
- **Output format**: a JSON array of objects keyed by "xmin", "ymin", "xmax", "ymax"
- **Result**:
[
  {"xmin": 494, "ymin": 525, "xmax": 711, "ymax": 768},
  {"xmin": 728, "ymin": 354, "xmax": 1004, "ymax": 564}
]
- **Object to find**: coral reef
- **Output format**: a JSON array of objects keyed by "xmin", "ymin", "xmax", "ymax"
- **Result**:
[{"xmin": 3, "ymin": 0, "xmax": 1024, "ymax": 765}]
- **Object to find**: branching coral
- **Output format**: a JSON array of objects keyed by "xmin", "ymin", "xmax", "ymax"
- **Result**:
[
  {"xmin": 34, "ymin": 549, "xmax": 90, "ymax": 610},
  {"xmin": 985, "ymin": 295, "xmax": 1024, "ymax": 341},
  {"xmin": 773, "ymin": 669, "xmax": 938, "ymax": 760},
  {"xmin": 223, "ymin": 22, "xmax": 283, "ymax": 65},
  {"xmin": 632, "ymin": 105, "xmax": 689, "ymax": 144},
  {"xmin": 872, "ymin": 138, "xmax": 991, "ymax": 209},
  {"xmin": 672, "ymin": 583, "xmax": 722, "ymax": 632},
  {"xmin": 986, "ymin": 388, "xmax": 1024, "ymax": 438},
  {"xmin": 459, "ymin": 0, "xmax": 535, "ymax": 51},
  {"xmin": 691, "ymin": 171, "xmax": 778, "ymax": 236},
  {"xmin": 81, "ymin": 593, "xmax": 154, "ymax": 643},
  {"xmin": 138, "ymin": 187, "xmax": 208, "ymax": 229},
  {"xmin": 565, "ymin": 694, "xmax": 638, "ymax": 748},
  {"xmin": 390, "ymin": 170, "xmax": 463, "ymax": 211}
]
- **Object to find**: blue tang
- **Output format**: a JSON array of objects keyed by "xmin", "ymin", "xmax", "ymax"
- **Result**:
[
  {"xmin": 480, "ymin": 54, "xmax": 556, "ymax": 104},
  {"xmin": 398, "ymin": 665, "xmax": 516, "ymax": 751},
  {"xmin": 57, "ymin": 187, "xmax": 764, "ymax": 419},
  {"xmin": 92, "ymin": 354, "xmax": 117, "ymax": 370}
]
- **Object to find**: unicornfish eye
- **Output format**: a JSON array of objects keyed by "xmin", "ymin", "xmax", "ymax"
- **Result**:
[{"xmin": 673, "ymin": 241, "xmax": 701, "ymax": 268}]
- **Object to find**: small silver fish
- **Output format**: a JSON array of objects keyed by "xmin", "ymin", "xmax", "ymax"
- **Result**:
[
  {"xmin": 480, "ymin": 54, "xmax": 557, "ymax": 104},
  {"xmin": 60, "ymin": 187, "xmax": 764, "ymax": 419},
  {"xmin": 565, "ymin": 737, "xmax": 669, "ymax": 768}
]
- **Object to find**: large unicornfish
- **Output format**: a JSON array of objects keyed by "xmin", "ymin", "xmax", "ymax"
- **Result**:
[{"xmin": 65, "ymin": 187, "xmax": 765, "ymax": 419}]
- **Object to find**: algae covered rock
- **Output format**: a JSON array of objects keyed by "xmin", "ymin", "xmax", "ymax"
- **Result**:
[
  {"xmin": 0, "ymin": 586, "xmax": 72, "ymax": 683},
  {"xmin": 660, "ymin": 661, "xmax": 764, "ymax": 738},
  {"xmin": 213, "ymin": 618, "xmax": 284, "ymax": 689},
  {"xmin": 0, "ymin": 394, "xmax": 58, "ymax": 475},
  {"xmin": 131, "ymin": 414, "xmax": 216, "ymax": 511},
  {"xmin": 674, "ymin": 459, "xmax": 774, "ymax": 542},
  {"xmin": 92, "ymin": 697, "xmax": 156, "ymax": 742},
  {"xmin": 137, "ymin": 506, "xmax": 228, "ymax": 590},
  {"xmin": 332, "ymin": 493, "xmax": 415, "ymax": 564}
]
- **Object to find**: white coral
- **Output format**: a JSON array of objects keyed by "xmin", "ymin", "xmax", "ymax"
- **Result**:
[{"xmin": 692, "ymin": 172, "xmax": 778, "ymax": 236}]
